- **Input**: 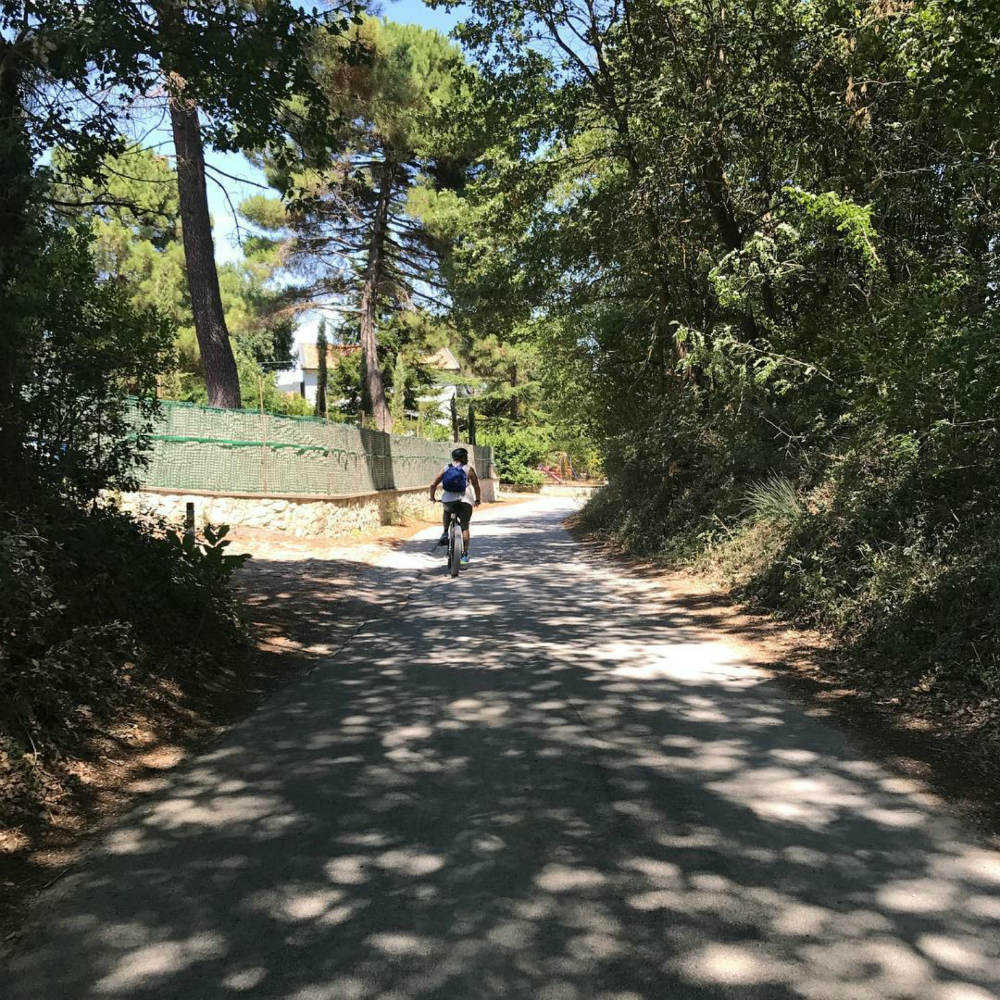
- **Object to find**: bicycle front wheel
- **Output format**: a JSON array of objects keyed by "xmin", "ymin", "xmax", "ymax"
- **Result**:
[{"xmin": 449, "ymin": 523, "xmax": 462, "ymax": 577}]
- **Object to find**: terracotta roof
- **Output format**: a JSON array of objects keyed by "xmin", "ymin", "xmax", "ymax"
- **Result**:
[{"xmin": 301, "ymin": 342, "xmax": 361, "ymax": 371}]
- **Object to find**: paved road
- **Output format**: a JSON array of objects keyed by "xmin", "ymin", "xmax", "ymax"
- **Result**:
[{"xmin": 6, "ymin": 499, "xmax": 1000, "ymax": 999}]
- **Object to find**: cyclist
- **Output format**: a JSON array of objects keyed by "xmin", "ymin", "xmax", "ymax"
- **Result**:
[{"xmin": 430, "ymin": 447, "xmax": 482, "ymax": 564}]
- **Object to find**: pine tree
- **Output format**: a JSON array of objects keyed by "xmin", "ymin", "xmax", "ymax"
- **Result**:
[
  {"xmin": 315, "ymin": 320, "xmax": 329, "ymax": 418},
  {"xmin": 390, "ymin": 351, "xmax": 408, "ymax": 428},
  {"xmin": 241, "ymin": 17, "xmax": 480, "ymax": 432}
]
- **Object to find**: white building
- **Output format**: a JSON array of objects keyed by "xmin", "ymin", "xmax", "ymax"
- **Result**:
[
  {"xmin": 274, "ymin": 341, "xmax": 361, "ymax": 406},
  {"xmin": 274, "ymin": 339, "xmax": 467, "ymax": 421}
]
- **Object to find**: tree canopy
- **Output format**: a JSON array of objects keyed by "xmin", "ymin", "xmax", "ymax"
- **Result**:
[{"xmin": 437, "ymin": 0, "xmax": 1000, "ymax": 686}]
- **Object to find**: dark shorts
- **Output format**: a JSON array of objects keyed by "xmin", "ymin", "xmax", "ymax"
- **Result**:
[{"xmin": 443, "ymin": 500, "xmax": 473, "ymax": 530}]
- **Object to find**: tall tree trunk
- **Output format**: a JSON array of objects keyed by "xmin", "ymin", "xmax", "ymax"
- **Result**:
[
  {"xmin": 0, "ymin": 44, "xmax": 33, "ymax": 488},
  {"xmin": 315, "ymin": 321, "xmax": 328, "ymax": 417},
  {"xmin": 168, "ymin": 76, "xmax": 241, "ymax": 408},
  {"xmin": 359, "ymin": 159, "xmax": 393, "ymax": 432}
]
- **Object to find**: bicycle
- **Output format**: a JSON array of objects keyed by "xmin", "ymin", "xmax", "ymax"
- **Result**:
[{"xmin": 436, "ymin": 500, "xmax": 465, "ymax": 577}]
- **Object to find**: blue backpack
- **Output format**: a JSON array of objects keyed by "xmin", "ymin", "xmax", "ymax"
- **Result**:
[{"xmin": 442, "ymin": 464, "xmax": 468, "ymax": 495}]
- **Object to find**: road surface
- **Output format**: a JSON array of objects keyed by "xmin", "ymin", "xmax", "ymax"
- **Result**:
[{"xmin": 6, "ymin": 498, "xmax": 1000, "ymax": 998}]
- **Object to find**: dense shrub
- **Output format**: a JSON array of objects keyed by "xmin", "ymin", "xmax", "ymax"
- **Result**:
[
  {"xmin": 481, "ymin": 427, "xmax": 549, "ymax": 486},
  {"xmin": 581, "ymin": 420, "xmax": 1000, "ymax": 695},
  {"xmin": 0, "ymin": 502, "xmax": 248, "ymax": 748},
  {"xmin": 8, "ymin": 221, "xmax": 172, "ymax": 500}
]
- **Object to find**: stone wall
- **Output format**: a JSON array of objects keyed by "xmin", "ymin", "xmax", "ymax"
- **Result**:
[
  {"xmin": 499, "ymin": 482, "xmax": 604, "ymax": 499},
  {"xmin": 538, "ymin": 483, "xmax": 604, "ymax": 499},
  {"xmin": 117, "ymin": 480, "xmax": 499, "ymax": 539}
]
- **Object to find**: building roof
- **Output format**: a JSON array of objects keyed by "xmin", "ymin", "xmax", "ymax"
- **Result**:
[
  {"xmin": 301, "ymin": 342, "xmax": 361, "ymax": 372},
  {"xmin": 299, "ymin": 342, "xmax": 462, "ymax": 375}
]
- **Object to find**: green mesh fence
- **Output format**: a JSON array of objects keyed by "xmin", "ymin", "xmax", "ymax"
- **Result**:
[{"xmin": 129, "ymin": 399, "xmax": 493, "ymax": 497}]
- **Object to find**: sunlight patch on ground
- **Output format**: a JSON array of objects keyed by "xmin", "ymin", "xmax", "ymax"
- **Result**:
[
  {"xmin": 931, "ymin": 985, "xmax": 999, "ymax": 1000},
  {"xmin": 597, "ymin": 640, "xmax": 757, "ymax": 687},
  {"xmin": 94, "ymin": 933, "xmax": 225, "ymax": 993},
  {"xmin": 709, "ymin": 766, "xmax": 871, "ymax": 828},
  {"xmin": 220, "ymin": 966, "xmax": 267, "ymax": 990},
  {"xmin": 367, "ymin": 931, "xmax": 436, "ymax": 956},
  {"xmin": 918, "ymin": 934, "xmax": 998, "ymax": 976},
  {"xmin": 243, "ymin": 885, "xmax": 346, "ymax": 921},
  {"xmin": 535, "ymin": 864, "xmax": 606, "ymax": 892},
  {"xmin": 679, "ymin": 942, "xmax": 792, "ymax": 986},
  {"xmin": 375, "ymin": 848, "xmax": 445, "ymax": 876}
]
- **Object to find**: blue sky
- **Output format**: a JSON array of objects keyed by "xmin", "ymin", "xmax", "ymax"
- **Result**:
[
  {"xmin": 380, "ymin": 0, "xmax": 469, "ymax": 35},
  {"xmin": 205, "ymin": 0, "xmax": 471, "ymax": 266}
]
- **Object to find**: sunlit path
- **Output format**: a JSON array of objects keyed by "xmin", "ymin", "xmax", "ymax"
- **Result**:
[{"xmin": 7, "ymin": 499, "xmax": 1000, "ymax": 998}]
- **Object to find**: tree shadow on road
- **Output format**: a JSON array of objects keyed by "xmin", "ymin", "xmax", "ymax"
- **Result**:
[{"xmin": 8, "ymin": 504, "xmax": 1000, "ymax": 999}]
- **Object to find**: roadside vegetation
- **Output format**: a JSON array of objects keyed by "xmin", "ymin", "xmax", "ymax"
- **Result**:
[
  {"xmin": 0, "ymin": 0, "xmax": 341, "ymax": 903},
  {"xmin": 434, "ymin": 0, "xmax": 999, "ymax": 745},
  {"xmin": 0, "ymin": 178, "xmax": 250, "ymax": 869},
  {"xmin": 0, "ymin": 505, "xmax": 248, "ymax": 832}
]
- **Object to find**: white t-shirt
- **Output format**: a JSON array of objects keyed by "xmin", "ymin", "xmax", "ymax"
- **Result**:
[{"xmin": 440, "ymin": 462, "xmax": 476, "ymax": 505}]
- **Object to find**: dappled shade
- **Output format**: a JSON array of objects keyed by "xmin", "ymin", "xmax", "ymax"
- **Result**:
[{"xmin": 7, "ymin": 501, "xmax": 1000, "ymax": 999}]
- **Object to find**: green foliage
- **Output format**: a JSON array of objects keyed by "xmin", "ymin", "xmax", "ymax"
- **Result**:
[
  {"xmin": 417, "ymin": 403, "xmax": 453, "ymax": 441},
  {"xmin": 315, "ymin": 319, "xmax": 329, "ymax": 418},
  {"xmin": 744, "ymin": 477, "xmax": 805, "ymax": 525},
  {"xmin": 327, "ymin": 349, "xmax": 364, "ymax": 419},
  {"xmin": 245, "ymin": 16, "xmax": 483, "ymax": 413},
  {"xmin": 453, "ymin": 0, "xmax": 1000, "ymax": 692},
  {"xmin": 0, "ymin": 502, "xmax": 247, "ymax": 746},
  {"xmin": 164, "ymin": 522, "xmax": 251, "ymax": 587},
  {"xmin": 481, "ymin": 426, "xmax": 549, "ymax": 486},
  {"xmin": 550, "ymin": 436, "xmax": 603, "ymax": 480},
  {"xmin": 1, "ymin": 0, "xmax": 351, "ymax": 172},
  {"xmin": 17, "ymin": 218, "xmax": 172, "ymax": 500},
  {"xmin": 62, "ymin": 144, "xmax": 296, "ymax": 407},
  {"xmin": 390, "ymin": 352, "xmax": 408, "ymax": 426},
  {"xmin": 271, "ymin": 389, "xmax": 317, "ymax": 417}
]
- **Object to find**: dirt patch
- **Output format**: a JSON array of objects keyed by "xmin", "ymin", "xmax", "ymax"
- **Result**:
[{"xmin": 567, "ymin": 517, "xmax": 1000, "ymax": 841}]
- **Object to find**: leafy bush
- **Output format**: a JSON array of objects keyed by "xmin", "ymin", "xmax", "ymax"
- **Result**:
[
  {"xmin": 272, "ymin": 391, "xmax": 318, "ymax": 417},
  {"xmin": 481, "ymin": 426, "xmax": 549, "ymax": 486},
  {"xmin": 0, "ymin": 502, "xmax": 248, "ymax": 747},
  {"xmin": 12, "ymin": 222, "xmax": 173, "ymax": 500},
  {"xmin": 164, "ymin": 522, "xmax": 252, "ymax": 587}
]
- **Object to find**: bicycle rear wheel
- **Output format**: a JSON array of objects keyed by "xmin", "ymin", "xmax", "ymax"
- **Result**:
[{"xmin": 449, "ymin": 522, "xmax": 462, "ymax": 577}]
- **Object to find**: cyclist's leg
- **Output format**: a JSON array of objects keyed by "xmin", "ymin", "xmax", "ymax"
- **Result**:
[
  {"xmin": 439, "ymin": 501, "xmax": 452, "ymax": 544},
  {"xmin": 457, "ymin": 502, "xmax": 473, "ymax": 555}
]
